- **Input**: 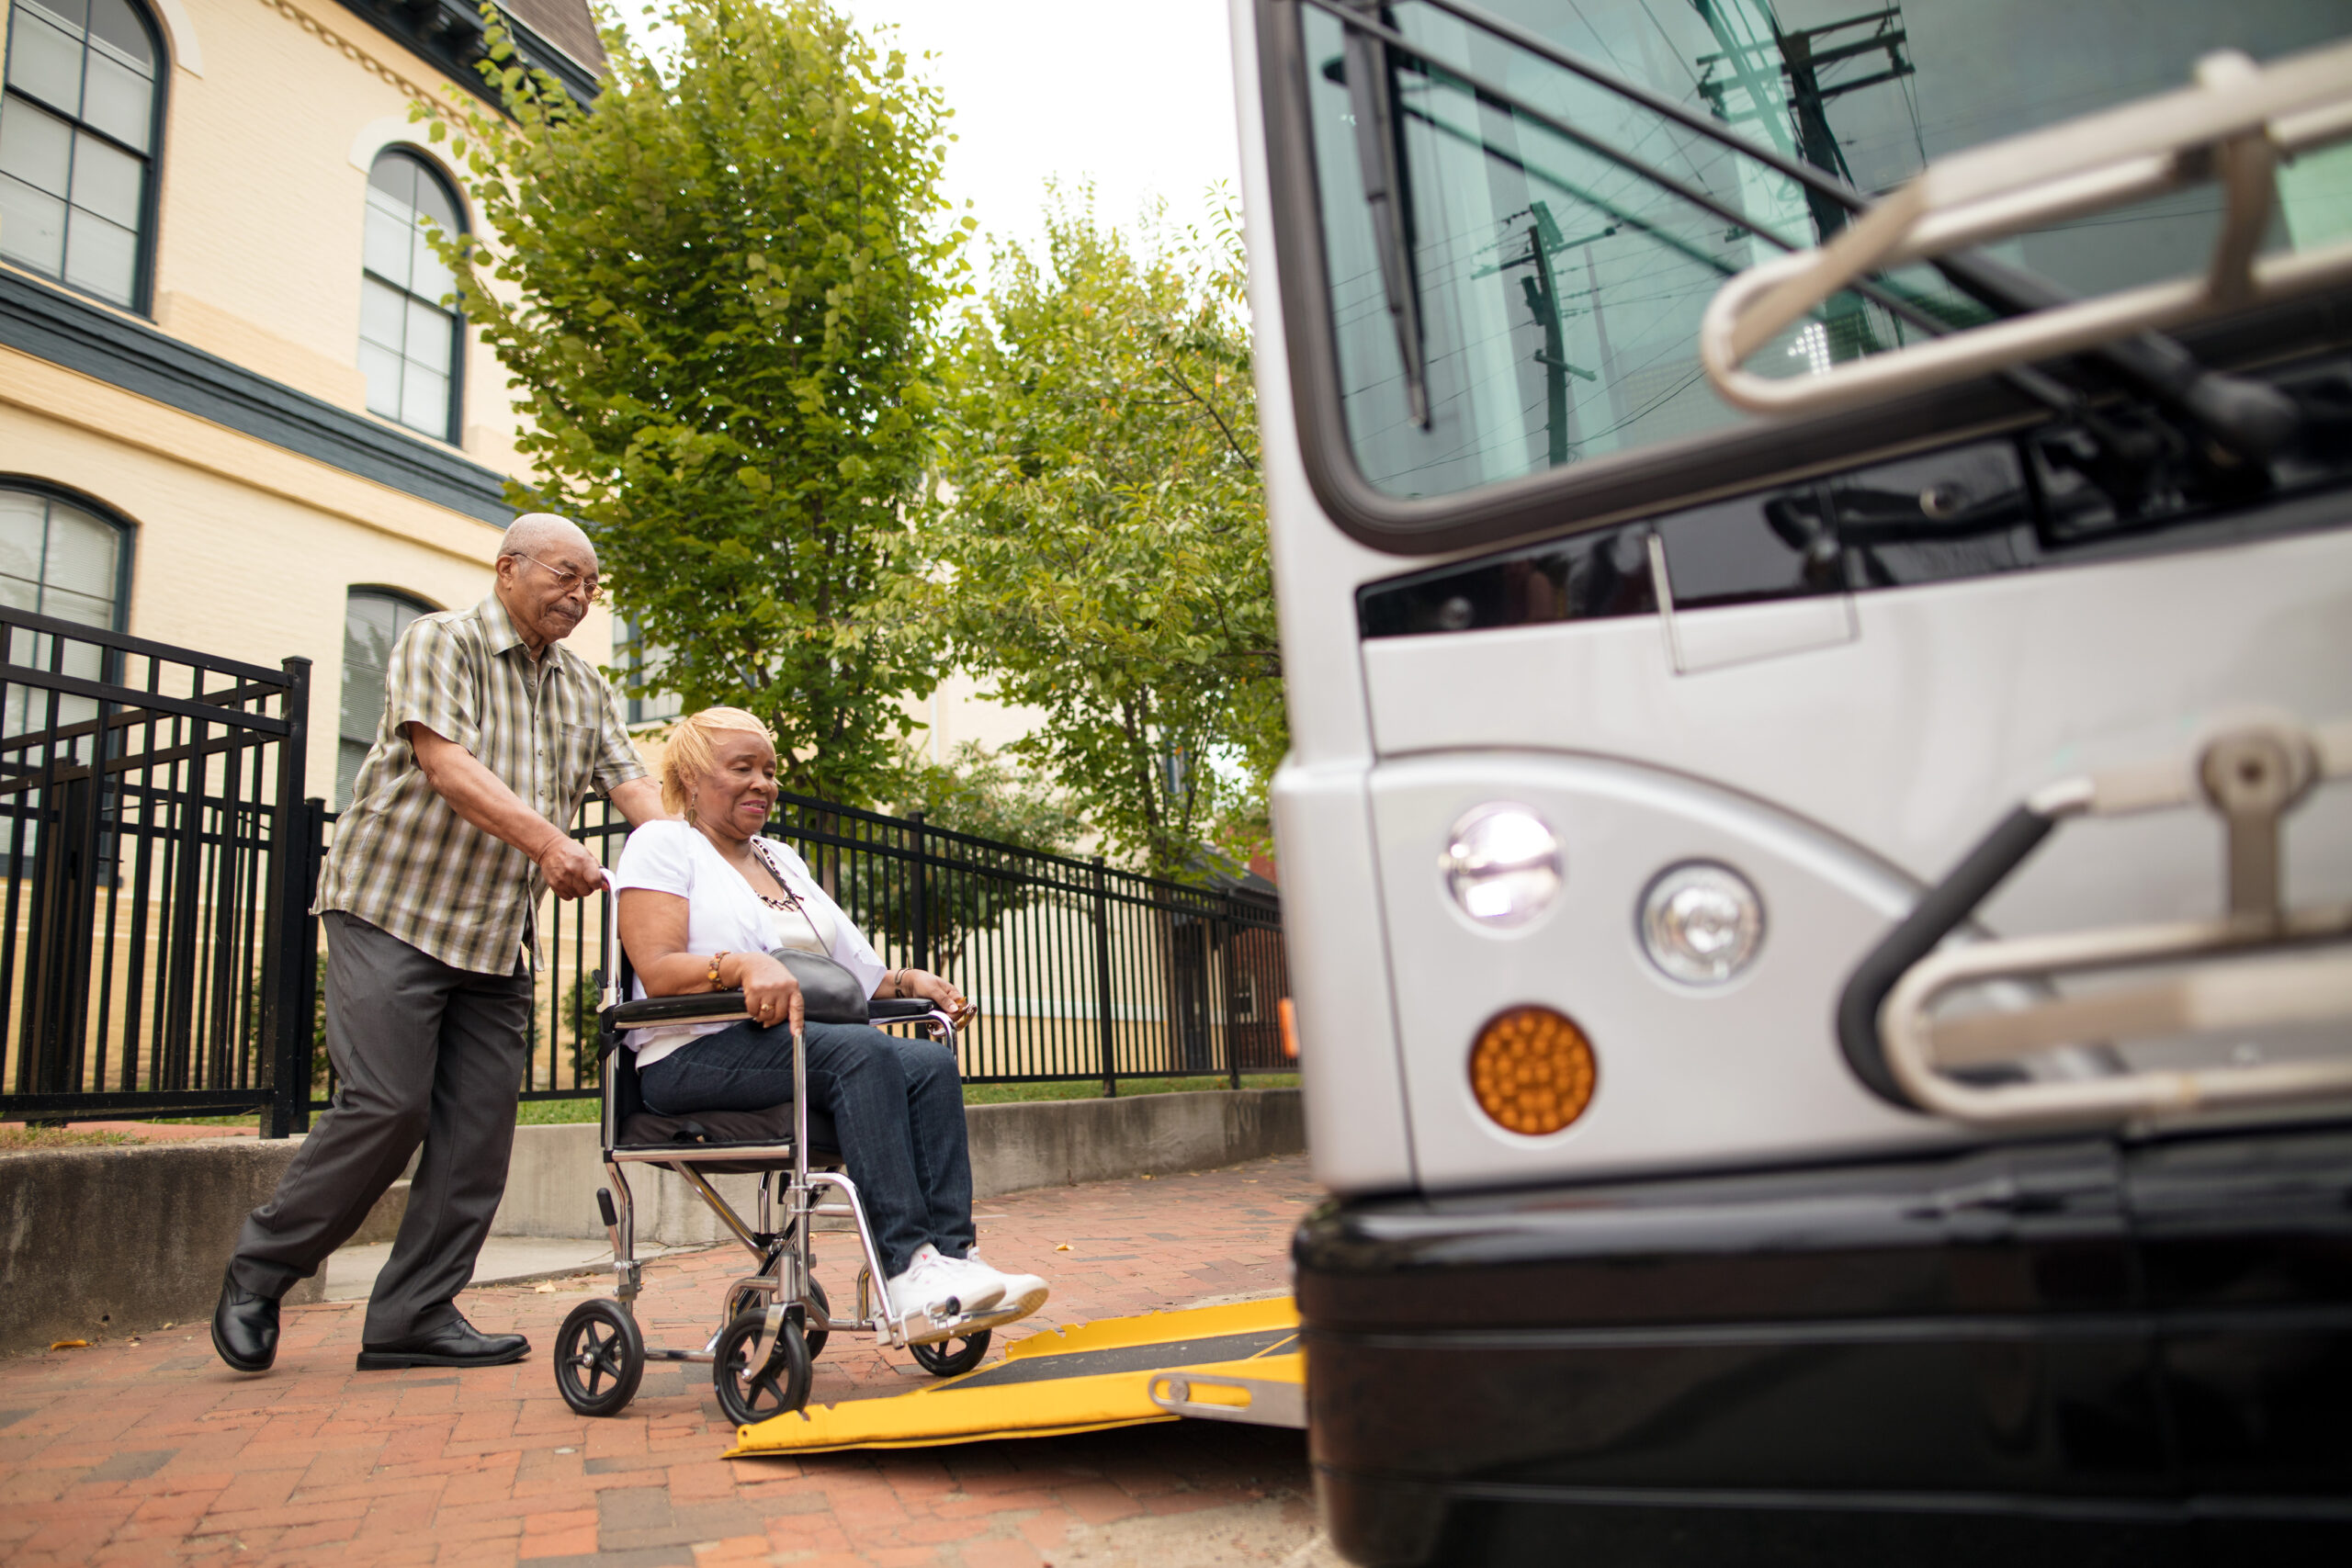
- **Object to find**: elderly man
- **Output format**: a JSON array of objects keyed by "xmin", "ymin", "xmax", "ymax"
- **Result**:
[{"xmin": 213, "ymin": 514, "xmax": 666, "ymax": 1372}]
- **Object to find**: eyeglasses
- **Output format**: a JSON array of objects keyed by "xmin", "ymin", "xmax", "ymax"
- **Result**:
[{"xmin": 511, "ymin": 552, "xmax": 603, "ymax": 604}]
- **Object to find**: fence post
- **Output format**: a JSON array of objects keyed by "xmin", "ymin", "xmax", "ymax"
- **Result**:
[
  {"xmin": 1225, "ymin": 896, "xmax": 1241, "ymax": 1091},
  {"xmin": 1091, "ymin": 856, "xmax": 1116, "ymax": 1099},
  {"xmin": 262, "ymin": 658, "xmax": 311, "ymax": 1139},
  {"xmin": 908, "ymin": 810, "xmax": 929, "ymax": 976}
]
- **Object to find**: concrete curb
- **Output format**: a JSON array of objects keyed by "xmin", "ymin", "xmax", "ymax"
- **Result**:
[
  {"xmin": 0, "ymin": 1140, "xmax": 328, "ymax": 1354},
  {"xmin": 966, "ymin": 1088, "xmax": 1306, "ymax": 1197},
  {"xmin": 491, "ymin": 1088, "xmax": 1306, "ymax": 1248},
  {"xmin": 2, "ymin": 1089, "xmax": 1303, "ymax": 1351}
]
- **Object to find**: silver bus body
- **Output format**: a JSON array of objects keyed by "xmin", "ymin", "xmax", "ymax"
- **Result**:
[{"xmin": 1233, "ymin": 1, "xmax": 2352, "ymax": 1560}]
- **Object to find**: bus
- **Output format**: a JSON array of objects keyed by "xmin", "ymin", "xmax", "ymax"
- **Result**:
[{"xmin": 1232, "ymin": 1, "xmax": 2352, "ymax": 1561}]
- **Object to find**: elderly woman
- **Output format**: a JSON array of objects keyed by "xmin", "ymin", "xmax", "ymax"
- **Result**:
[{"xmin": 613, "ymin": 706, "xmax": 1047, "ymax": 1339}]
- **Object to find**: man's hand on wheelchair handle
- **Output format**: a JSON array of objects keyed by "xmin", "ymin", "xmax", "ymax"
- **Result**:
[
  {"xmin": 536, "ymin": 835, "xmax": 605, "ymax": 900},
  {"xmin": 408, "ymin": 723, "xmax": 609, "ymax": 899}
]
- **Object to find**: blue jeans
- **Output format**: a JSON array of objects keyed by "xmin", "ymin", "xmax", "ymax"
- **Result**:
[{"xmin": 638, "ymin": 1020, "xmax": 975, "ymax": 1279}]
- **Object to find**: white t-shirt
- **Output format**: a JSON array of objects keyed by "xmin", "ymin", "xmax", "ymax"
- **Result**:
[{"xmin": 611, "ymin": 820, "xmax": 887, "ymax": 1067}]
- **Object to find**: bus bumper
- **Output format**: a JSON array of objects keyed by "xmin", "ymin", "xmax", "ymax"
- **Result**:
[{"xmin": 1293, "ymin": 1125, "xmax": 2352, "ymax": 1567}]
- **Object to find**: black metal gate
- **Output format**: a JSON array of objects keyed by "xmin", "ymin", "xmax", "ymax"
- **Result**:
[{"xmin": 0, "ymin": 605, "xmax": 315, "ymax": 1134}]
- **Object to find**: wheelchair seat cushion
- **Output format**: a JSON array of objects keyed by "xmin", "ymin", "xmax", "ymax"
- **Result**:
[{"xmin": 618, "ymin": 1101, "xmax": 841, "ymax": 1169}]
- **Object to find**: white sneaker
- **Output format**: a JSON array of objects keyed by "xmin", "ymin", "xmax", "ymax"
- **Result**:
[
  {"xmin": 886, "ymin": 1245, "xmax": 1004, "ymax": 1343},
  {"xmin": 956, "ymin": 1250, "xmax": 1050, "ymax": 1331}
]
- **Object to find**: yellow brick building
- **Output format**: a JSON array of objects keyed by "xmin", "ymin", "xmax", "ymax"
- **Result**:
[{"xmin": 0, "ymin": 0, "xmax": 613, "ymax": 806}]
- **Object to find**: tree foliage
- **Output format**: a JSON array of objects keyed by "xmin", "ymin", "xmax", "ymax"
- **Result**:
[
  {"xmin": 889, "ymin": 740, "xmax": 1084, "ymax": 857},
  {"xmin": 882, "ymin": 741, "xmax": 1084, "ymax": 971},
  {"xmin": 901, "ymin": 195, "xmax": 1283, "ymax": 878},
  {"xmin": 424, "ymin": 0, "xmax": 966, "ymax": 803}
]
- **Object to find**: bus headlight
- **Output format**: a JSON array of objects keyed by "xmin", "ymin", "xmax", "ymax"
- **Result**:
[
  {"xmin": 1640, "ymin": 863, "xmax": 1765, "ymax": 984},
  {"xmin": 1442, "ymin": 804, "xmax": 1563, "ymax": 928}
]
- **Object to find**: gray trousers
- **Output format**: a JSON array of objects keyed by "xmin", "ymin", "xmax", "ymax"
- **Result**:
[{"xmin": 231, "ymin": 911, "xmax": 532, "ymax": 1343}]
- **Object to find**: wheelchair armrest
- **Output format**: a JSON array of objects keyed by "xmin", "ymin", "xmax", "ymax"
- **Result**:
[
  {"xmin": 609, "ymin": 993, "xmax": 752, "ymax": 1030},
  {"xmin": 606, "ymin": 994, "xmax": 940, "ymax": 1032}
]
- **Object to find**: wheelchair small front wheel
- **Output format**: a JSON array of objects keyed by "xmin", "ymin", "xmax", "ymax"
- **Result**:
[
  {"xmin": 726, "ymin": 1275, "xmax": 829, "ymax": 1361},
  {"xmin": 553, "ymin": 1298, "xmax": 644, "ymax": 1417},
  {"xmin": 910, "ymin": 1327, "xmax": 989, "ymax": 1378},
  {"xmin": 713, "ymin": 1311, "xmax": 812, "ymax": 1427},
  {"xmin": 802, "ymin": 1277, "xmax": 831, "ymax": 1361}
]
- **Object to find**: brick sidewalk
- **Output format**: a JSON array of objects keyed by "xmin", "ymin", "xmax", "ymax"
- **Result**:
[{"xmin": 0, "ymin": 1154, "xmax": 1330, "ymax": 1568}]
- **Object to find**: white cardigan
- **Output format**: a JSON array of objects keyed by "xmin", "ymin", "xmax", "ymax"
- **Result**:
[{"xmin": 611, "ymin": 820, "xmax": 888, "ymax": 1065}]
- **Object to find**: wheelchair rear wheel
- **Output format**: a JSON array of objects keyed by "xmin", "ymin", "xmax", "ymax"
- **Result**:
[
  {"xmin": 713, "ymin": 1311, "xmax": 813, "ymax": 1427},
  {"xmin": 554, "ymin": 1299, "xmax": 645, "ymax": 1417},
  {"xmin": 911, "ymin": 1329, "xmax": 989, "ymax": 1378}
]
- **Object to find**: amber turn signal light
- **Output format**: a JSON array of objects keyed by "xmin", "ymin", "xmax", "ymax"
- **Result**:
[{"xmin": 1469, "ymin": 1006, "xmax": 1597, "ymax": 1135}]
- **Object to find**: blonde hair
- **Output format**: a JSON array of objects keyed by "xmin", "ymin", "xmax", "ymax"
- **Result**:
[{"xmin": 660, "ymin": 706, "xmax": 776, "ymax": 817}]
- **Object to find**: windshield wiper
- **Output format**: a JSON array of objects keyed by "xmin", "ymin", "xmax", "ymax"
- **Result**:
[
  {"xmin": 1325, "ymin": 0, "xmax": 2303, "ymax": 464},
  {"xmin": 1340, "ymin": 4, "xmax": 1431, "ymax": 428}
]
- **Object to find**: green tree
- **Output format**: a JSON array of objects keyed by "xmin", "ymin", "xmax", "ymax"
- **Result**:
[
  {"xmin": 902, "ymin": 193, "xmax": 1283, "ymax": 878},
  {"xmin": 424, "ymin": 0, "xmax": 967, "ymax": 803}
]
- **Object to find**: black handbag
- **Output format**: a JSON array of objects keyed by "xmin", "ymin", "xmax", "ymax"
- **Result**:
[
  {"xmin": 751, "ymin": 839, "xmax": 869, "ymax": 1025},
  {"xmin": 767, "ymin": 948, "xmax": 867, "ymax": 1024}
]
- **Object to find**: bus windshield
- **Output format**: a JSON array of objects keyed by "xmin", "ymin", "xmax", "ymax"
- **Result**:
[{"xmin": 1294, "ymin": 0, "xmax": 2352, "ymax": 502}]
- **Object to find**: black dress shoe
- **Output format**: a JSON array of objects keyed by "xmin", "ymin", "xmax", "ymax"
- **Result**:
[
  {"xmin": 356, "ymin": 1315, "xmax": 529, "ymax": 1370},
  {"xmin": 210, "ymin": 1269, "xmax": 279, "ymax": 1373}
]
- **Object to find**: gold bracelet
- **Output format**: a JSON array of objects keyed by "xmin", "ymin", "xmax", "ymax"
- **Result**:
[{"xmin": 707, "ymin": 951, "xmax": 729, "ymax": 988}]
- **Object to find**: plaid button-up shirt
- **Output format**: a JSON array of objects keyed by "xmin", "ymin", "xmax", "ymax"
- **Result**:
[{"xmin": 315, "ymin": 593, "xmax": 647, "ymax": 974}]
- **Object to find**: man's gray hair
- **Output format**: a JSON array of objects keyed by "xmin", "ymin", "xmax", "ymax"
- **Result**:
[{"xmin": 498, "ymin": 512, "xmax": 591, "ymax": 561}]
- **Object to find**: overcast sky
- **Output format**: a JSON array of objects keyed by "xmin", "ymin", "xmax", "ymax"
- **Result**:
[{"xmin": 832, "ymin": 0, "xmax": 1246, "ymax": 261}]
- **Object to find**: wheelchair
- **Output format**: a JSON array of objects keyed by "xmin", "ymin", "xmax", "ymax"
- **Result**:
[{"xmin": 550, "ymin": 881, "xmax": 996, "ymax": 1425}]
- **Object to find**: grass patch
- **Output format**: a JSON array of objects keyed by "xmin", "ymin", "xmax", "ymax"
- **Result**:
[
  {"xmin": 518, "ymin": 1098, "xmax": 602, "ymax": 1125},
  {"xmin": 121, "ymin": 1114, "xmax": 255, "ymax": 1127},
  {"xmin": 514, "ymin": 1075, "xmax": 1300, "ymax": 1121},
  {"xmin": 963, "ymin": 1075, "xmax": 1298, "ymax": 1105},
  {"xmin": 0, "ymin": 1125, "xmax": 139, "ymax": 1152}
]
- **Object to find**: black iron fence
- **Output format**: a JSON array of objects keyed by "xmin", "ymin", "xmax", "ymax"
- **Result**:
[
  {"xmin": 3, "ymin": 609, "xmax": 1288, "ymax": 1132},
  {"xmin": 525, "ymin": 791, "xmax": 1291, "ymax": 1101},
  {"xmin": 0, "ymin": 607, "xmax": 314, "ymax": 1134}
]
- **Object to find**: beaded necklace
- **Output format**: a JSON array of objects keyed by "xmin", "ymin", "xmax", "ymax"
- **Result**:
[{"xmin": 748, "ymin": 838, "xmax": 822, "ymax": 943}]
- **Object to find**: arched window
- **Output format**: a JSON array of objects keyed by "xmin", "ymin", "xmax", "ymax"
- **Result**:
[
  {"xmin": 1, "ymin": 483, "xmax": 131, "ymax": 735},
  {"xmin": 0, "ymin": 0, "xmax": 164, "ymax": 310},
  {"xmin": 360, "ymin": 150, "xmax": 465, "ymax": 442},
  {"xmin": 338, "ymin": 587, "xmax": 434, "ymax": 806}
]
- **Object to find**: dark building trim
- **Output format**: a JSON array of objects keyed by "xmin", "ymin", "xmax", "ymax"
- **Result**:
[
  {"xmin": 0, "ymin": 267, "xmax": 514, "ymax": 525},
  {"xmin": 322, "ymin": 1, "xmax": 604, "ymax": 110}
]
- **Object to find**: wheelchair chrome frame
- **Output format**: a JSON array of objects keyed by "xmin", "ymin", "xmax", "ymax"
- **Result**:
[{"xmin": 588, "ymin": 878, "xmax": 961, "ymax": 1366}]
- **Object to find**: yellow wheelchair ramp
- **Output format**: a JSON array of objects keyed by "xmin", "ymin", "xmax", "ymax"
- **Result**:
[{"xmin": 727, "ymin": 1295, "xmax": 1303, "ymax": 1456}]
